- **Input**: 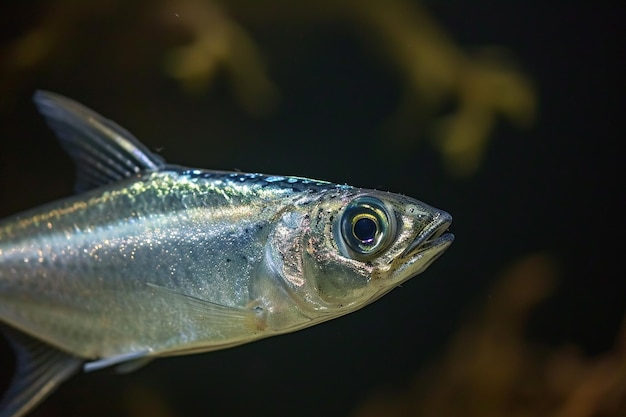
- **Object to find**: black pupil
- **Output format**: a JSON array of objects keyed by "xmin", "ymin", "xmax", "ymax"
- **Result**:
[{"xmin": 353, "ymin": 217, "xmax": 377, "ymax": 244}]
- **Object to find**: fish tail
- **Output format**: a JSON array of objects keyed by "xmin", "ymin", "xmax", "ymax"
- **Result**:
[{"xmin": 0, "ymin": 326, "xmax": 82, "ymax": 417}]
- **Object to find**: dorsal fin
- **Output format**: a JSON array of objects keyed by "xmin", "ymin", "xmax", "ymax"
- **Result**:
[{"xmin": 33, "ymin": 91, "xmax": 166, "ymax": 192}]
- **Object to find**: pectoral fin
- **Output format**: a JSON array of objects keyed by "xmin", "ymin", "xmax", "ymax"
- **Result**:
[
  {"xmin": 147, "ymin": 283, "xmax": 267, "ymax": 339},
  {"xmin": 0, "ymin": 326, "xmax": 82, "ymax": 417}
]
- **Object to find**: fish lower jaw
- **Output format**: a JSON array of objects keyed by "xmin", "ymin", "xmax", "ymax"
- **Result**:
[
  {"xmin": 402, "ymin": 216, "xmax": 453, "ymax": 258},
  {"xmin": 413, "ymin": 231, "xmax": 455, "ymax": 256},
  {"xmin": 389, "ymin": 236, "xmax": 453, "ymax": 282}
]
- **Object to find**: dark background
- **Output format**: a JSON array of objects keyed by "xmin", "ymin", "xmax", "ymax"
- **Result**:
[{"xmin": 0, "ymin": 1, "xmax": 623, "ymax": 416}]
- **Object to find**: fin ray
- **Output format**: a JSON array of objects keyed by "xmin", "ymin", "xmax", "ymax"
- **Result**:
[
  {"xmin": 0, "ymin": 327, "xmax": 82, "ymax": 417},
  {"xmin": 146, "ymin": 283, "xmax": 266, "ymax": 338},
  {"xmin": 83, "ymin": 350, "xmax": 151, "ymax": 373},
  {"xmin": 33, "ymin": 90, "xmax": 165, "ymax": 192}
]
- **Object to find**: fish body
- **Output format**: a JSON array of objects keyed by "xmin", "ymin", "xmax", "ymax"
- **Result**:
[{"xmin": 0, "ymin": 92, "xmax": 453, "ymax": 416}]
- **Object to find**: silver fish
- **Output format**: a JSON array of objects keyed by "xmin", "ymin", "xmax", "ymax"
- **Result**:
[{"xmin": 0, "ymin": 91, "xmax": 454, "ymax": 417}]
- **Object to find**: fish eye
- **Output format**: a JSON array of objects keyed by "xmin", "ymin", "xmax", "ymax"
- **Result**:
[
  {"xmin": 339, "ymin": 196, "xmax": 394, "ymax": 259},
  {"xmin": 353, "ymin": 215, "xmax": 377, "ymax": 243}
]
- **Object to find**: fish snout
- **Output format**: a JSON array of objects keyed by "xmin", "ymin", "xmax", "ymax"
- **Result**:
[{"xmin": 402, "ymin": 212, "xmax": 454, "ymax": 257}]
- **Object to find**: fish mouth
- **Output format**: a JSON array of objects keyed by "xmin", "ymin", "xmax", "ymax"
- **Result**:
[
  {"xmin": 401, "ymin": 213, "xmax": 454, "ymax": 259},
  {"xmin": 366, "ymin": 213, "xmax": 453, "ymax": 305},
  {"xmin": 385, "ymin": 213, "xmax": 453, "ymax": 282}
]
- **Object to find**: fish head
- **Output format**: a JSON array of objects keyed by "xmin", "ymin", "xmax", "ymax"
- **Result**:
[{"xmin": 263, "ymin": 189, "xmax": 454, "ymax": 325}]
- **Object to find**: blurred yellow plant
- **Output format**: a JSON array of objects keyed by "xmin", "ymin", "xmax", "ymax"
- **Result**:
[
  {"xmin": 163, "ymin": 0, "xmax": 536, "ymax": 176},
  {"xmin": 1, "ymin": 0, "xmax": 536, "ymax": 176},
  {"xmin": 160, "ymin": 0, "xmax": 279, "ymax": 116}
]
